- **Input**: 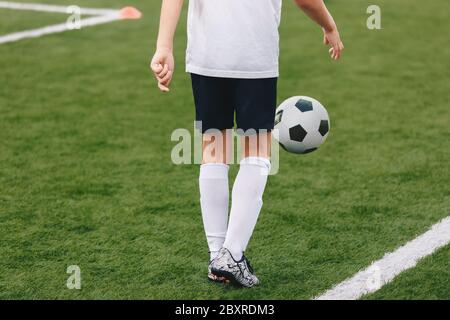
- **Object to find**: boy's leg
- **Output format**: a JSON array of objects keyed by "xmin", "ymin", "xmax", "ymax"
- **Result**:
[
  {"xmin": 211, "ymin": 133, "xmax": 270, "ymax": 287},
  {"xmin": 223, "ymin": 133, "xmax": 271, "ymax": 261},
  {"xmin": 199, "ymin": 130, "xmax": 232, "ymax": 261}
]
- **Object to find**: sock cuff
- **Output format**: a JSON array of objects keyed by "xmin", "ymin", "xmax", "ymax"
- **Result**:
[
  {"xmin": 200, "ymin": 163, "xmax": 229, "ymax": 180},
  {"xmin": 240, "ymin": 157, "xmax": 271, "ymax": 173}
]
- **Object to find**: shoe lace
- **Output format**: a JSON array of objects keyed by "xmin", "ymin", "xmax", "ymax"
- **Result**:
[{"xmin": 243, "ymin": 255, "xmax": 254, "ymax": 274}]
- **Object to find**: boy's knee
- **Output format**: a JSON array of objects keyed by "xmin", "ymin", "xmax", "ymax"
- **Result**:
[{"xmin": 202, "ymin": 129, "xmax": 232, "ymax": 164}]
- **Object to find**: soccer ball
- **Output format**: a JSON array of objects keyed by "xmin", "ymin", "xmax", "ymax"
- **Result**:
[{"xmin": 274, "ymin": 96, "xmax": 330, "ymax": 154}]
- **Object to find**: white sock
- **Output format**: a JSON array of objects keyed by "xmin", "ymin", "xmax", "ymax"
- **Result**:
[
  {"xmin": 199, "ymin": 163, "xmax": 230, "ymax": 261},
  {"xmin": 223, "ymin": 157, "xmax": 271, "ymax": 261}
]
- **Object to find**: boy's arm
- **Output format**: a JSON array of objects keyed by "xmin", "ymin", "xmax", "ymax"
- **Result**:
[
  {"xmin": 151, "ymin": 0, "xmax": 184, "ymax": 92},
  {"xmin": 295, "ymin": 0, "xmax": 344, "ymax": 60}
]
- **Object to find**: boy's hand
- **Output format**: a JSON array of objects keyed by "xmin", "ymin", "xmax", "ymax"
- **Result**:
[
  {"xmin": 150, "ymin": 48, "xmax": 175, "ymax": 92},
  {"xmin": 323, "ymin": 28, "xmax": 344, "ymax": 60}
]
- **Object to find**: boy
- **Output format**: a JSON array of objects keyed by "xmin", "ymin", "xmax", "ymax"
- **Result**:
[{"xmin": 150, "ymin": 0, "xmax": 343, "ymax": 287}]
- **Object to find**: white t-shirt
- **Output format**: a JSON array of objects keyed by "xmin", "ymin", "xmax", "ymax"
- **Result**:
[{"xmin": 186, "ymin": 0, "xmax": 282, "ymax": 79}]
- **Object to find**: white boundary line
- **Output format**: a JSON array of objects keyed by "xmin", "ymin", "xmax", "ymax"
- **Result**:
[
  {"xmin": 0, "ymin": 13, "xmax": 121, "ymax": 45},
  {"xmin": 315, "ymin": 216, "xmax": 450, "ymax": 300},
  {"xmin": 0, "ymin": 1, "xmax": 126, "ymax": 45},
  {"xmin": 0, "ymin": 1, "xmax": 119, "ymax": 15}
]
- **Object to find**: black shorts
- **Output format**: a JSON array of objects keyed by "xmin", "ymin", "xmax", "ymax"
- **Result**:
[{"xmin": 191, "ymin": 73, "xmax": 277, "ymax": 134}]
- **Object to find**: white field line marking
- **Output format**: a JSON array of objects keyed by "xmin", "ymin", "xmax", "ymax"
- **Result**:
[
  {"xmin": 0, "ymin": 1, "xmax": 119, "ymax": 15},
  {"xmin": 0, "ymin": 13, "xmax": 121, "ymax": 45},
  {"xmin": 315, "ymin": 216, "xmax": 450, "ymax": 300}
]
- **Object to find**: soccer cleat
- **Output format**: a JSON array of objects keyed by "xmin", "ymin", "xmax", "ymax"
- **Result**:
[
  {"xmin": 210, "ymin": 248, "xmax": 260, "ymax": 288},
  {"xmin": 207, "ymin": 262, "xmax": 228, "ymax": 283}
]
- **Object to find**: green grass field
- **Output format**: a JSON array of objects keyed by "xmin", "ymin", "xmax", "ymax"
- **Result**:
[
  {"xmin": 0, "ymin": 9, "xmax": 66, "ymax": 34},
  {"xmin": 0, "ymin": 0, "xmax": 449, "ymax": 299}
]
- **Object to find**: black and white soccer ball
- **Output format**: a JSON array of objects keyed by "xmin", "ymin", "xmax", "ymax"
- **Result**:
[{"xmin": 274, "ymin": 96, "xmax": 330, "ymax": 154}]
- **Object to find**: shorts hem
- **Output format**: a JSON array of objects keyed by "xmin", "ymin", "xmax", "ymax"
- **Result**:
[
  {"xmin": 196, "ymin": 126, "xmax": 274, "ymax": 136},
  {"xmin": 187, "ymin": 65, "xmax": 279, "ymax": 79}
]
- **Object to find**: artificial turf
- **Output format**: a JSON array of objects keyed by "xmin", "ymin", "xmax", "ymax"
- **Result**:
[{"xmin": 0, "ymin": 0, "xmax": 449, "ymax": 299}]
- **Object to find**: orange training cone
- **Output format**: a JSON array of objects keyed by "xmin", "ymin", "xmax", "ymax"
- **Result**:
[{"xmin": 120, "ymin": 6, "xmax": 142, "ymax": 20}]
